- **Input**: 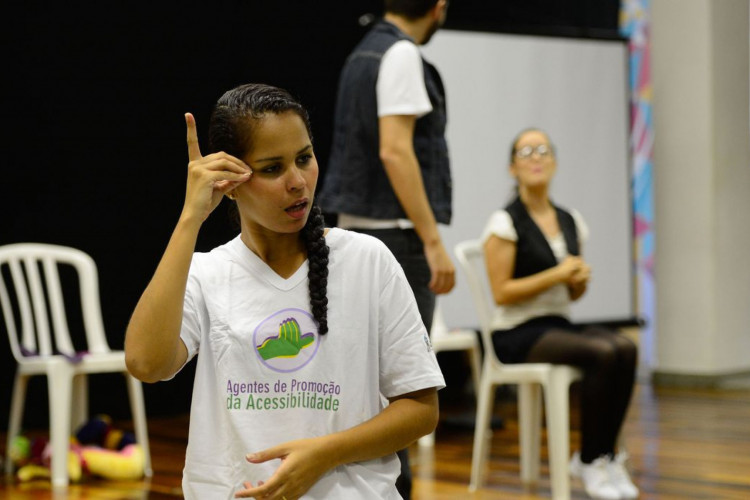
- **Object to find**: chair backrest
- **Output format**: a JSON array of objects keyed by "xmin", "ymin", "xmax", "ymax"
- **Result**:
[
  {"xmin": 454, "ymin": 240, "xmax": 502, "ymax": 365},
  {"xmin": 0, "ymin": 243, "xmax": 111, "ymax": 361}
]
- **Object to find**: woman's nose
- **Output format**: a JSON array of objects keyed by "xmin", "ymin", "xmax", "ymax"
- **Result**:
[{"xmin": 287, "ymin": 166, "xmax": 306, "ymax": 190}]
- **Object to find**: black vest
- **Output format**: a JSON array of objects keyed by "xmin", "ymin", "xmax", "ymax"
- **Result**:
[
  {"xmin": 505, "ymin": 197, "xmax": 579, "ymax": 279},
  {"xmin": 318, "ymin": 20, "xmax": 452, "ymax": 223}
]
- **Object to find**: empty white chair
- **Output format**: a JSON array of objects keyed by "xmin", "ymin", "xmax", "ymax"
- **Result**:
[
  {"xmin": 0, "ymin": 243, "xmax": 152, "ymax": 487},
  {"xmin": 418, "ymin": 302, "xmax": 482, "ymax": 447},
  {"xmin": 455, "ymin": 239, "xmax": 582, "ymax": 500}
]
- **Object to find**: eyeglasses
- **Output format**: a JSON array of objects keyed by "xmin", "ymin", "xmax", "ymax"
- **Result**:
[{"xmin": 515, "ymin": 144, "xmax": 553, "ymax": 159}]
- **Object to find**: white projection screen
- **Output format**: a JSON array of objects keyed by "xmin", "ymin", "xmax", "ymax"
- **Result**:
[{"xmin": 422, "ymin": 30, "xmax": 634, "ymax": 327}]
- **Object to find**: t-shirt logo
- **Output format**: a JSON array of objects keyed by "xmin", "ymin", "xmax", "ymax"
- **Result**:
[{"xmin": 253, "ymin": 308, "xmax": 319, "ymax": 373}]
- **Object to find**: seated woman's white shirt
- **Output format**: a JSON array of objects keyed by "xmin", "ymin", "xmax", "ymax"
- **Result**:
[
  {"xmin": 481, "ymin": 209, "xmax": 589, "ymax": 330},
  {"xmin": 176, "ymin": 228, "xmax": 445, "ymax": 499}
]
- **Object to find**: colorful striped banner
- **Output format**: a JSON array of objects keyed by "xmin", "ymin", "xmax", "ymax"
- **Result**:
[{"xmin": 620, "ymin": 0, "xmax": 655, "ymax": 371}]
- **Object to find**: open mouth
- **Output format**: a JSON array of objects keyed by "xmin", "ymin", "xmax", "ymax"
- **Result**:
[{"xmin": 285, "ymin": 200, "xmax": 308, "ymax": 218}]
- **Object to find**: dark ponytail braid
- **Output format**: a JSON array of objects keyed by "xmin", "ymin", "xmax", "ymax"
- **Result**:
[{"xmin": 301, "ymin": 204, "xmax": 329, "ymax": 335}]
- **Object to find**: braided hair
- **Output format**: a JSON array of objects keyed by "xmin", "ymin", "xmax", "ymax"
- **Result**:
[
  {"xmin": 208, "ymin": 83, "xmax": 330, "ymax": 335},
  {"xmin": 300, "ymin": 204, "xmax": 329, "ymax": 335}
]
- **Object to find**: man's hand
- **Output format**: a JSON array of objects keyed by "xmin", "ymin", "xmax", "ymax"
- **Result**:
[{"xmin": 424, "ymin": 240, "xmax": 455, "ymax": 294}]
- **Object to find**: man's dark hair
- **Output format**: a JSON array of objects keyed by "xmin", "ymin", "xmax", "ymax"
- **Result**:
[{"xmin": 385, "ymin": 0, "xmax": 439, "ymax": 19}]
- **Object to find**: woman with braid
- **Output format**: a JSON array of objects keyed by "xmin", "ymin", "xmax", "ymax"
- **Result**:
[{"xmin": 125, "ymin": 83, "xmax": 444, "ymax": 500}]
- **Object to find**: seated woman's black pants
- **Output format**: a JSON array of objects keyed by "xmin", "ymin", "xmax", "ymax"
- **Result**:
[{"xmin": 492, "ymin": 316, "xmax": 638, "ymax": 464}]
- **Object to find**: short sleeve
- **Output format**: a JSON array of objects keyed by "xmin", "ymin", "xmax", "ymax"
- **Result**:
[
  {"xmin": 570, "ymin": 208, "xmax": 590, "ymax": 246},
  {"xmin": 159, "ymin": 264, "xmax": 204, "ymax": 382},
  {"xmin": 481, "ymin": 210, "xmax": 518, "ymax": 243},
  {"xmin": 376, "ymin": 40, "xmax": 432, "ymax": 118},
  {"xmin": 177, "ymin": 257, "xmax": 206, "ymax": 367},
  {"xmin": 377, "ymin": 253, "xmax": 445, "ymax": 398}
]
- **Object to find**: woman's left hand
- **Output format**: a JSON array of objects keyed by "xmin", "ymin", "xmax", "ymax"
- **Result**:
[
  {"xmin": 567, "ymin": 262, "xmax": 591, "ymax": 300},
  {"xmin": 568, "ymin": 263, "xmax": 591, "ymax": 286},
  {"xmin": 234, "ymin": 437, "xmax": 333, "ymax": 499}
]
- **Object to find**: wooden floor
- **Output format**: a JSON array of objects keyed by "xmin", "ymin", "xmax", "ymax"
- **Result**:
[{"xmin": 2, "ymin": 383, "xmax": 749, "ymax": 499}]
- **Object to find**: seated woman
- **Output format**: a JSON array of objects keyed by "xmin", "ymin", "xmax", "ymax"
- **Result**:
[
  {"xmin": 481, "ymin": 128, "xmax": 639, "ymax": 500},
  {"xmin": 124, "ymin": 83, "xmax": 445, "ymax": 500}
]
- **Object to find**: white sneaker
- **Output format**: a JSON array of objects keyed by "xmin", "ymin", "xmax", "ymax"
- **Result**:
[
  {"xmin": 573, "ymin": 454, "xmax": 621, "ymax": 499},
  {"xmin": 569, "ymin": 451, "xmax": 584, "ymax": 477},
  {"xmin": 607, "ymin": 452, "xmax": 639, "ymax": 499}
]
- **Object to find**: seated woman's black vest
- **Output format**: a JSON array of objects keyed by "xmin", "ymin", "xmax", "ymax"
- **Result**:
[{"xmin": 505, "ymin": 197, "xmax": 579, "ymax": 279}]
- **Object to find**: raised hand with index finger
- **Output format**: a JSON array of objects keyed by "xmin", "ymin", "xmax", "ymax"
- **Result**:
[{"xmin": 181, "ymin": 112, "xmax": 252, "ymax": 224}]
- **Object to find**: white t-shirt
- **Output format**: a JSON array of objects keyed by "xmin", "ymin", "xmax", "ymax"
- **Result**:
[
  {"xmin": 481, "ymin": 209, "xmax": 589, "ymax": 330},
  {"xmin": 176, "ymin": 228, "xmax": 445, "ymax": 499},
  {"xmin": 376, "ymin": 39, "xmax": 432, "ymax": 118}
]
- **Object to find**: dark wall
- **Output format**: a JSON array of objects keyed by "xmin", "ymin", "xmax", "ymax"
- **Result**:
[{"xmin": 0, "ymin": 1, "xmax": 619, "ymax": 429}]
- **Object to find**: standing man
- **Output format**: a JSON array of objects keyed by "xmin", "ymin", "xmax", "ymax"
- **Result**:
[{"xmin": 318, "ymin": 2, "xmax": 454, "ymax": 497}]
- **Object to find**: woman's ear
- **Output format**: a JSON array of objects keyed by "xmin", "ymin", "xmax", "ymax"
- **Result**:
[
  {"xmin": 226, "ymin": 191, "xmax": 237, "ymax": 201},
  {"xmin": 509, "ymin": 162, "xmax": 518, "ymax": 179},
  {"xmin": 432, "ymin": 0, "xmax": 448, "ymax": 20}
]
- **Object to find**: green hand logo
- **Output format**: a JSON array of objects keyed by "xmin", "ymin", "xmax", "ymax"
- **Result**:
[{"xmin": 256, "ymin": 318, "xmax": 315, "ymax": 361}]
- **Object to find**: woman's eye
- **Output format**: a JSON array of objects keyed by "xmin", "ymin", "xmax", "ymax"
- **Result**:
[
  {"xmin": 518, "ymin": 146, "xmax": 533, "ymax": 158},
  {"xmin": 260, "ymin": 164, "xmax": 281, "ymax": 174},
  {"xmin": 297, "ymin": 154, "xmax": 313, "ymax": 165}
]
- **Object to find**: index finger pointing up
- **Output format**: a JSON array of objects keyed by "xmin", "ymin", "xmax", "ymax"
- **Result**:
[{"xmin": 185, "ymin": 112, "xmax": 202, "ymax": 161}]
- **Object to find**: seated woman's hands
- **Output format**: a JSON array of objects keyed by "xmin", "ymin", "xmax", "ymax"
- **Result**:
[{"xmin": 558, "ymin": 256, "xmax": 591, "ymax": 300}]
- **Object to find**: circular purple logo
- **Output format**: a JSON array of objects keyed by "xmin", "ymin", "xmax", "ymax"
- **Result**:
[{"xmin": 253, "ymin": 308, "xmax": 319, "ymax": 373}]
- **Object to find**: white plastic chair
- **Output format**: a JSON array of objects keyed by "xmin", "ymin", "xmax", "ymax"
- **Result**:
[
  {"xmin": 455, "ymin": 240, "xmax": 582, "ymax": 500},
  {"xmin": 418, "ymin": 302, "xmax": 482, "ymax": 447},
  {"xmin": 0, "ymin": 243, "xmax": 152, "ymax": 487}
]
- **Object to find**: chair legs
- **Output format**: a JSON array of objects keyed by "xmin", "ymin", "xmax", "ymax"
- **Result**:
[
  {"xmin": 47, "ymin": 363, "xmax": 73, "ymax": 488},
  {"xmin": 6, "ymin": 369, "xmax": 73, "ymax": 487},
  {"xmin": 71, "ymin": 374, "xmax": 89, "ymax": 433},
  {"xmin": 468, "ymin": 368, "xmax": 581, "ymax": 498},
  {"xmin": 5, "ymin": 368, "xmax": 152, "ymax": 487},
  {"xmin": 417, "ymin": 430, "xmax": 435, "ymax": 447},
  {"xmin": 469, "ymin": 376, "xmax": 495, "ymax": 491},
  {"xmin": 126, "ymin": 373, "xmax": 153, "ymax": 477},
  {"xmin": 518, "ymin": 383, "xmax": 542, "ymax": 483},
  {"xmin": 544, "ymin": 367, "xmax": 578, "ymax": 500},
  {"xmin": 5, "ymin": 372, "xmax": 28, "ymax": 478},
  {"xmin": 467, "ymin": 344, "xmax": 482, "ymax": 398}
]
